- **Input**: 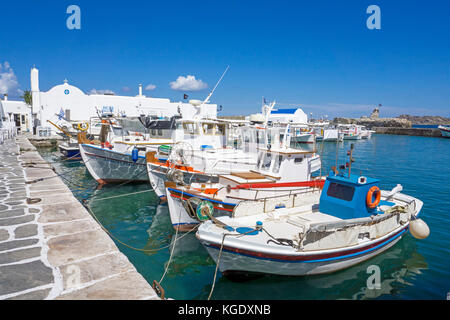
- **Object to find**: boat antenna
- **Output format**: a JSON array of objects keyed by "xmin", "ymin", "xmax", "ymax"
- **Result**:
[
  {"xmin": 201, "ymin": 65, "xmax": 230, "ymax": 107},
  {"xmin": 348, "ymin": 143, "xmax": 354, "ymax": 177},
  {"xmin": 263, "ymin": 101, "xmax": 276, "ymax": 127}
]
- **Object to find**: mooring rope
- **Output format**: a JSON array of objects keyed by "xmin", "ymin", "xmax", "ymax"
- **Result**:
[
  {"xmin": 88, "ymin": 189, "xmax": 152, "ymax": 202},
  {"xmin": 159, "ymin": 190, "xmax": 182, "ymax": 284},
  {"xmin": 207, "ymin": 226, "xmax": 259, "ymax": 300},
  {"xmin": 208, "ymin": 233, "xmax": 228, "ymax": 300},
  {"xmin": 83, "ymin": 200, "xmax": 198, "ymax": 253},
  {"xmin": 158, "ymin": 189, "xmax": 200, "ymax": 284}
]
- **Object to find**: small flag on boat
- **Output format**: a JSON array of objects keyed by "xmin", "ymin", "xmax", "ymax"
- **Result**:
[{"xmin": 57, "ymin": 108, "xmax": 65, "ymax": 120}]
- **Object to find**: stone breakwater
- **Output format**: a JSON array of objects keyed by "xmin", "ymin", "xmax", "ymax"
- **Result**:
[
  {"xmin": 333, "ymin": 117, "xmax": 412, "ymax": 129},
  {"xmin": 373, "ymin": 127, "xmax": 442, "ymax": 137},
  {"xmin": 0, "ymin": 136, "xmax": 158, "ymax": 300}
]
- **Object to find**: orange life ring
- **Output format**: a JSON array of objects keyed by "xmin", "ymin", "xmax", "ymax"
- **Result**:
[{"xmin": 366, "ymin": 186, "xmax": 381, "ymax": 209}]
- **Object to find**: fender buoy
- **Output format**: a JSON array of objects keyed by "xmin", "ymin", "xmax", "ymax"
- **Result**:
[
  {"xmin": 77, "ymin": 122, "xmax": 89, "ymax": 132},
  {"xmin": 366, "ymin": 186, "xmax": 381, "ymax": 209},
  {"xmin": 196, "ymin": 200, "xmax": 214, "ymax": 221}
]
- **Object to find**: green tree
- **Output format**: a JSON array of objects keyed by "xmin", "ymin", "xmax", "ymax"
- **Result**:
[{"xmin": 21, "ymin": 90, "xmax": 32, "ymax": 105}]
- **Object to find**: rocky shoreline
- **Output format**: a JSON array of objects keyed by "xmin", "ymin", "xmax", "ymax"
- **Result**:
[
  {"xmin": 332, "ymin": 106, "xmax": 449, "ymax": 129},
  {"xmin": 398, "ymin": 115, "xmax": 450, "ymax": 126}
]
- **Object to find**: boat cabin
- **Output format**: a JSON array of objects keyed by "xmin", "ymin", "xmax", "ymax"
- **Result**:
[
  {"xmin": 254, "ymin": 147, "xmax": 315, "ymax": 182},
  {"xmin": 319, "ymin": 171, "xmax": 381, "ymax": 220},
  {"xmin": 218, "ymin": 146, "xmax": 317, "ymax": 191},
  {"xmin": 172, "ymin": 119, "xmax": 228, "ymax": 150}
]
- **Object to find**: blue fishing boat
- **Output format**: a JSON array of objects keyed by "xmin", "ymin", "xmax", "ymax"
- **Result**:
[
  {"xmin": 58, "ymin": 139, "xmax": 81, "ymax": 159},
  {"xmin": 196, "ymin": 146, "xmax": 430, "ymax": 277}
]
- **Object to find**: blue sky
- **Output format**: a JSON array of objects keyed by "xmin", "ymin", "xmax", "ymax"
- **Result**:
[{"xmin": 0, "ymin": 0, "xmax": 449, "ymax": 117}]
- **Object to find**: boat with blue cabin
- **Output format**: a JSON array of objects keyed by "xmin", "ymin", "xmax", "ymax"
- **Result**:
[{"xmin": 195, "ymin": 149, "xmax": 429, "ymax": 276}]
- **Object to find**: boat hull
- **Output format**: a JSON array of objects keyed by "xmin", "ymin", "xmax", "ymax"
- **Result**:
[
  {"xmin": 343, "ymin": 134, "xmax": 362, "ymax": 140},
  {"xmin": 147, "ymin": 162, "xmax": 218, "ymax": 198},
  {"xmin": 439, "ymin": 126, "xmax": 450, "ymax": 138},
  {"xmin": 166, "ymin": 186, "xmax": 235, "ymax": 231},
  {"xmin": 200, "ymin": 226, "xmax": 408, "ymax": 276},
  {"xmin": 58, "ymin": 144, "xmax": 80, "ymax": 159},
  {"xmin": 291, "ymin": 134, "xmax": 314, "ymax": 144},
  {"xmin": 79, "ymin": 144, "xmax": 148, "ymax": 184}
]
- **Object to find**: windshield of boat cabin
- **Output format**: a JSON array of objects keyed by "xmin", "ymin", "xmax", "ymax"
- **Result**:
[
  {"xmin": 183, "ymin": 122, "xmax": 198, "ymax": 135},
  {"xmin": 112, "ymin": 126, "xmax": 128, "ymax": 136},
  {"xmin": 273, "ymin": 155, "xmax": 283, "ymax": 173},
  {"xmin": 261, "ymin": 152, "xmax": 272, "ymax": 171}
]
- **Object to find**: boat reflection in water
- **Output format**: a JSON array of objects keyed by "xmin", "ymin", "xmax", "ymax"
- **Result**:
[
  {"xmin": 144, "ymin": 205, "xmax": 173, "ymax": 256},
  {"xmin": 146, "ymin": 205, "xmax": 212, "ymax": 273}
]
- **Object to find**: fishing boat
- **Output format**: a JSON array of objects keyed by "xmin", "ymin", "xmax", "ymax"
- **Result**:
[
  {"xmin": 165, "ymin": 144, "xmax": 324, "ymax": 231},
  {"xmin": 310, "ymin": 123, "xmax": 341, "ymax": 142},
  {"xmin": 79, "ymin": 117, "xmax": 175, "ymax": 184},
  {"xmin": 359, "ymin": 126, "xmax": 375, "ymax": 139},
  {"xmin": 150, "ymin": 121, "xmax": 321, "ymax": 200},
  {"xmin": 58, "ymin": 138, "xmax": 81, "ymax": 159},
  {"xmin": 146, "ymin": 123, "xmax": 273, "ymax": 200},
  {"xmin": 289, "ymin": 125, "xmax": 315, "ymax": 145},
  {"xmin": 438, "ymin": 125, "xmax": 450, "ymax": 138},
  {"xmin": 195, "ymin": 149, "xmax": 430, "ymax": 276},
  {"xmin": 340, "ymin": 124, "xmax": 362, "ymax": 140}
]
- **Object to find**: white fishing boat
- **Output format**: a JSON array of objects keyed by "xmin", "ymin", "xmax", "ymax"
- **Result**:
[
  {"xmin": 149, "ymin": 122, "xmax": 321, "ymax": 200},
  {"xmin": 58, "ymin": 138, "xmax": 81, "ymax": 159},
  {"xmin": 359, "ymin": 126, "xmax": 375, "ymax": 139},
  {"xmin": 340, "ymin": 124, "xmax": 362, "ymax": 140},
  {"xmin": 438, "ymin": 125, "xmax": 450, "ymax": 138},
  {"xmin": 165, "ymin": 144, "xmax": 323, "ymax": 231},
  {"xmin": 195, "ymin": 150, "xmax": 430, "ymax": 277},
  {"xmin": 146, "ymin": 123, "xmax": 273, "ymax": 200},
  {"xmin": 310, "ymin": 123, "xmax": 341, "ymax": 142},
  {"xmin": 79, "ymin": 117, "xmax": 175, "ymax": 184},
  {"xmin": 289, "ymin": 125, "xmax": 315, "ymax": 145}
]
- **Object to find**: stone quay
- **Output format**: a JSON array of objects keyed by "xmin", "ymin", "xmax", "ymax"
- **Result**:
[{"xmin": 0, "ymin": 135, "xmax": 159, "ymax": 300}]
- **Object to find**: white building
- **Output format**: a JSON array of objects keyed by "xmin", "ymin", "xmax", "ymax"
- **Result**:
[
  {"xmin": 29, "ymin": 67, "xmax": 217, "ymax": 131},
  {"xmin": 248, "ymin": 106, "xmax": 309, "ymax": 125},
  {"xmin": 0, "ymin": 94, "xmax": 32, "ymax": 133},
  {"xmin": 267, "ymin": 108, "xmax": 308, "ymax": 124}
]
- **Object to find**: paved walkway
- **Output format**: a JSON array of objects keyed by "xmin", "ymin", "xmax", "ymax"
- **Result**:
[{"xmin": 0, "ymin": 136, "xmax": 159, "ymax": 300}]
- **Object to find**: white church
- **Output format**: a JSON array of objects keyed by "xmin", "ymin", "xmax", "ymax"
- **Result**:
[{"xmin": 0, "ymin": 67, "xmax": 218, "ymax": 134}]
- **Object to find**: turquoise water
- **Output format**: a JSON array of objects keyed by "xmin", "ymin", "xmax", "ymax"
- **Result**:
[{"xmin": 38, "ymin": 134, "xmax": 450, "ymax": 300}]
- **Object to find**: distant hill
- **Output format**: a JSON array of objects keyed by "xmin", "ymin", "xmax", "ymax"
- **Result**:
[{"xmin": 398, "ymin": 115, "xmax": 450, "ymax": 125}]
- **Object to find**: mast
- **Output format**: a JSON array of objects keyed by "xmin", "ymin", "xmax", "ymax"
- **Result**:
[{"xmin": 194, "ymin": 65, "xmax": 230, "ymax": 119}]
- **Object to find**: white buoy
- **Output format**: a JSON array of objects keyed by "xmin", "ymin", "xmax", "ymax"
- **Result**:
[{"xmin": 409, "ymin": 218, "xmax": 430, "ymax": 239}]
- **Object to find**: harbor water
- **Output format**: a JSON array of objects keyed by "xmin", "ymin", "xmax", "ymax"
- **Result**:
[{"xmin": 37, "ymin": 134, "xmax": 450, "ymax": 300}]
